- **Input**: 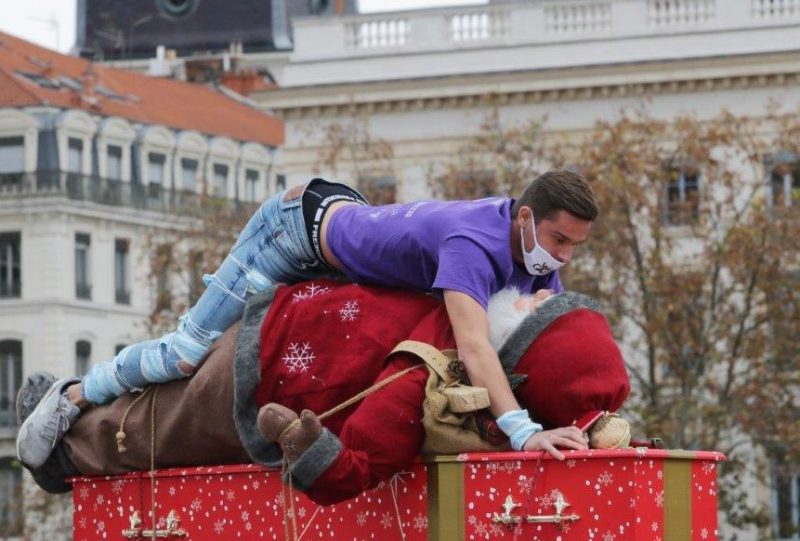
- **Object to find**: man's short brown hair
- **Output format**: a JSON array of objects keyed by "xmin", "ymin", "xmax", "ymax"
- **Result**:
[{"xmin": 511, "ymin": 170, "xmax": 598, "ymax": 222}]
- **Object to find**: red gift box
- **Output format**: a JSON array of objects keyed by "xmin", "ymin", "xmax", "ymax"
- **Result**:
[{"xmin": 71, "ymin": 448, "xmax": 723, "ymax": 540}]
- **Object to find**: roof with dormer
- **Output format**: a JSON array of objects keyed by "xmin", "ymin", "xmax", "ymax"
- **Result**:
[{"xmin": 0, "ymin": 31, "xmax": 283, "ymax": 146}]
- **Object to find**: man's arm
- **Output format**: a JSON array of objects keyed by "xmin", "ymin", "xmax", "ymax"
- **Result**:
[
  {"xmin": 443, "ymin": 290, "xmax": 521, "ymax": 416},
  {"xmin": 443, "ymin": 290, "xmax": 587, "ymax": 456}
]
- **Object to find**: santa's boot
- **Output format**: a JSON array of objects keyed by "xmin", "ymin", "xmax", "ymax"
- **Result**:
[{"xmin": 257, "ymin": 404, "xmax": 322, "ymax": 462}]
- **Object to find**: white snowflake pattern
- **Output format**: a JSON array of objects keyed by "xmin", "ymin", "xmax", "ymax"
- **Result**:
[
  {"xmin": 96, "ymin": 494, "xmax": 105, "ymax": 505},
  {"xmin": 226, "ymin": 489, "xmax": 235, "ymax": 501},
  {"xmin": 292, "ymin": 283, "xmax": 331, "ymax": 303},
  {"xmin": 79, "ymin": 517, "xmax": 87, "ymax": 529},
  {"xmin": 702, "ymin": 463, "xmax": 715, "ymax": 475},
  {"xmin": 241, "ymin": 511, "xmax": 249, "ymax": 522},
  {"xmin": 413, "ymin": 513, "xmax": 428, "ymax": 531},
  {"xmin": 252, "ymin": 480, "xmax": 260, "ymax": 490},
  {"xmin": 79, "ymin": 486, "xmax": 89, "ymax": 500},
  {"xmin": 655, "ymin": 490, "xmax": 664, "ymax": 508},
  {"xmin": 356, "ymin": 512, "xmax": 368, "ymax": 526},
  {"xmin": 168, "ymin": 486, "xmax": 177, "ymax": 496},
  {"xmin": 97, "ymin": 521, "xmax": 106, "ymax": 533},
  {"xmin": 191, "ymin": 498, "xmax": 202, "ymax": 511},
  {"xmin": 339, "ymin": 300, "xmax": 360, "ymax": 321},
  {"xmin": 701, "ymin": 527, "xmax": 709, "ymax": 539},
  {"xmin": 652, "ymin": 521, "xmax": 659, "ymax": 532},
  {"xmin": 214, "ymin": 520, "xmax": 225, "ymax": 534},
  {"xmin": 112, "ymin": 480, "xmax": 124, "ymax": 494},
  {"xmin": 657, "ymin": 470, "xmax": 664, "ymax": 480},
  {"xmin": 598, "ymin": 471, "xmax": 614, "ymax": 487},
  {"xmin": 538, "ymin": 489, "xmax": 562, "ymax": 508},
  {"xmin": 380, "ymin": 512, "xmax": 393, "ymax": 529},
  {"xmin": 602, "ymin": 532, "xmax": 616, "ymax": 541},
  {"xmin": 283, "ymin": 342, "xmax": 315, "ymax": 372},
  {"xmin": 566, "ymin": 459, "xmax": 577, "ymax": 469}
]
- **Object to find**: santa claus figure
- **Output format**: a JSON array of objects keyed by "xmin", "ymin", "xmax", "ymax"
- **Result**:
[{"xmin": 18, "ymin": 280, "xmax": 630, "ymax": 505}]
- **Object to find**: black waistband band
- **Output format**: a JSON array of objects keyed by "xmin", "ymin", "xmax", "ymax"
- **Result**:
[{"xmin": 302, "ymin": 179, "xmax": 368, "ymax": 268}]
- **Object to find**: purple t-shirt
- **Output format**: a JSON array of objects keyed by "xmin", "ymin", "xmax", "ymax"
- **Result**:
[{"xmin": 326, "ymin": 198, "xmax": 562, "ymax": 309}]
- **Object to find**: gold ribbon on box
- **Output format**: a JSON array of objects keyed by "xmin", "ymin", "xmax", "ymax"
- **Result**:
[{"xmin": 664, "ymin": 450, "xmax": 695, "ymax": 541}]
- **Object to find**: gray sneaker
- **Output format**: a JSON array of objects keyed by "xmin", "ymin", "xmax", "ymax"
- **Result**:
[{"xmin": 16, "ymin": 377, "xmax": 82, "ymax": 469}]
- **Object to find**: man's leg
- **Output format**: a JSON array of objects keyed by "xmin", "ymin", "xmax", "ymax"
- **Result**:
[{"xmin": 18, "ymin": 186, "xmax": 321, "ymax": 469}]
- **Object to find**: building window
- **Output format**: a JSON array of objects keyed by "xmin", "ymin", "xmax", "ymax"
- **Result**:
[
  {"xmin": 0, "ymin": 340, "xmax": 22, "ymax": 428},
  {"xmin": 0, "ymin": 233, "xmax": 20, "ymax": 299},
  {"xmin": 0, "ymin": 457, "xmax": 22, "ymax": 536},
  {"xmin": 0, "ymin": 137, "xmax": 24, "ymax": 191},
  {"xmin": 147, "ymin": 152, "xmax": 166, "ymax": 199},
  {"xmin": 75, "ymin": 340, "xmax": 91, "ymax": 377},
  {"xmin": 180, "ymin": 158, "xmax": 198, "ymax": 192},
  {"xmin": 188, "ymin": 250, "xmax": 204, "ymax": 305},
  {"xmin": 107, "ymin": 145, "xmax": 122, "ymax": 181},
  {"xmin": 0, "ymin": 137, "xmax": 24, "ymax": 174},
  {"xmin": 244, "ymin": 169, "xmax": 259, "ymax": 202},
  {"xmin": 115, "ymin": 238, "xmax": 131, "ymax": 304},
  {"xmin": 359, "ymin": 175, "xmax": 396, "ymax": 205},
  {"xmin": 663, "ymin": 167, "xmax": 700, "ymax": 226},
  {"xmin": 155, "ymin": 244, "xmax": 172, "ymax": 312},
  {"xmin": 212, "ymin": 163, "xmax": 229, "ymax": 197},
  {"xmin": 67, "ymin": 137, "xmax": 83, "ymax": 174},
  {"xmin": 276, "ymin": 174, "xmax": 286, "ymax": 193},
  {"xmin": 75, "ymin": 233, "xmax": 92, "ymax": 300},
  {"xmin": 771, "ymin": 161, "xmax": 800, "ymax": 208},
  {"xmin": 773, "ymin": 460, "xmax": 800, "ymax": 540},
  {"xmin": 115, "ymin": 344, "xmax": 127, "ymax": 355}
]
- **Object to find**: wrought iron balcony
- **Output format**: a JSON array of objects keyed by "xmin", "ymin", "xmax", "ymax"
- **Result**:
[
  {"xmin": 115, "ymin": 289, "xmax": 132, "ymax": 305},
  {"xmin": 0, "ymin": 171, "xmax": 237, "ymax": 213}
]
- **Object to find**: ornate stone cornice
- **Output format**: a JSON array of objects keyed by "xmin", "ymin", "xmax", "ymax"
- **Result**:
[{"xmin": 272, "ymin": 70, "xmax": 800, "ymax": 121}]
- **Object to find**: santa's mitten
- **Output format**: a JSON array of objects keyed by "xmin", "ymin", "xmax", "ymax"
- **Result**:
[
  {"xmin": 257, "ymin": 403, "xmax": 299, "ymax": 443},
  {"xmin": 257, "ymin": 404, "xmax": 323, "ymax": 463},
  {"xmin": 278, "ymin": 410, "xmax": 323, "ymax": 462}
]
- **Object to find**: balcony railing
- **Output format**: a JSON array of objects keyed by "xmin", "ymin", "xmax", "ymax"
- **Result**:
[
  {"xmin": 115, "ymin": 289, "xmax": 131, "ymax": 305},
  {"xmin": 0, "ymin": 171, "xmax": 245, "ymax": 214},
  {"xmin": 75, "ymin": 282, "xmax": 92, "ymax": 300}
]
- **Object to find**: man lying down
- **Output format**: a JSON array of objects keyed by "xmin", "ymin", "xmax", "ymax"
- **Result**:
[{"xmin": 18, "ymin": 280, "xmax": 630, "ymax": 506}]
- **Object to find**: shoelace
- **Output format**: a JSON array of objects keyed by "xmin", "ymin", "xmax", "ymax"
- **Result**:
[{"xmin": 42, "ymin": 397, "xmax": 73, "ymax": 450}]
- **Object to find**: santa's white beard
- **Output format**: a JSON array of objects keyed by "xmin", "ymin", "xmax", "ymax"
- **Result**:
[{"xmin": 487, "ymin": 288, "xmax": 530, "ymax": 352}]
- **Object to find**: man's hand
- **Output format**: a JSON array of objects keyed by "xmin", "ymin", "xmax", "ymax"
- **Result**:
[{"xmin": 522, "ymin": 426, "xmax": 588, "ymax": 460}]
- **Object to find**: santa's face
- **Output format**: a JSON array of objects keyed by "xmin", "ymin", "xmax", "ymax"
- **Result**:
[{"xmin": 487, "ymin": 288, "xmax": 553, "ymax": 352}]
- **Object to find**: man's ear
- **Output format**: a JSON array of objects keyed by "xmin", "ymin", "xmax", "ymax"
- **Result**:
[{"xmin": 516, "ymin": 205, "xmax": 533, "ymax": 227}]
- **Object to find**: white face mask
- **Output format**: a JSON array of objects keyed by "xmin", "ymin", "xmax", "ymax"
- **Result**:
[{"xmin": 520, "ymin": 220, "xmax": 564, "ymax": 276}]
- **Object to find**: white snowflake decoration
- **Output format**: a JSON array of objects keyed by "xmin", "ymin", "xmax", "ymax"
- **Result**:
[
  {"xmin": 598, "ymin": 470, "xmax": 614, "ymax": 487},
  {"xmin": 413, "ymin": 513, "xmax": 428, "ymax": 531},
  {"xmin": 339, "ymin": 300, "xmax": 360, "ymax": 321},
  {"xmin": 602, "ymin": 531, "xmax": 616, "ymax": 541},
  {"xmin": 214, "ymin": 520, "xmax": 225, "ymax": 534},
  {"xmin": 292, "ymin": 283, "xmax": 331, "ymax": 303},
  {"xmin": 283, "ymin": 342, "xmax": 315, "ymax": 372},
  {"xmin": 380, "ymin": 512, "xmax": 393, "ymax": 529},
  {"xmin": 356, "ymin": 512, "xmax": 368, "ymax": 526}
]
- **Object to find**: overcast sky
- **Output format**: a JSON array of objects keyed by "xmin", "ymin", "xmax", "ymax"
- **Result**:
[{"xmin": 0, "ymin": 0, "xmax": 488, "ymax": 54}]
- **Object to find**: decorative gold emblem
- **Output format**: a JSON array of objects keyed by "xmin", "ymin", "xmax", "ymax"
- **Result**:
[
  {"xmin": 122, "ymin": 509, "xmax": 188, "ymax": 538},
  {"xmin": 491, "ymin": 491, "xmax": 580, "ymax": 531}
]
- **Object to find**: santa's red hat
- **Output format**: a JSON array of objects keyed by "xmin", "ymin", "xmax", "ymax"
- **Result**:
[{"xmin": 497, "ymin": 292, "xmax": 630, "ymax": 430}]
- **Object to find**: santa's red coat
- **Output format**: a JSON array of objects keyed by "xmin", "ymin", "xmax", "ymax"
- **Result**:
[{"xmin": 246, "ymin": 280, "xmax": 449, "ymax": 505}]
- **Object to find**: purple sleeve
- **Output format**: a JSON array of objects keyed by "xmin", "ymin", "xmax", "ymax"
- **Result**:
[{"xmin": 432, "ymin": 236, "xmax": 497, "ymax": 309}]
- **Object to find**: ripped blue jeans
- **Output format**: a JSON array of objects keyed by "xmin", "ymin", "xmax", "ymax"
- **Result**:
[{"xmin": 82, "ymin": 186, "xmax": 332, "ymax": 404}]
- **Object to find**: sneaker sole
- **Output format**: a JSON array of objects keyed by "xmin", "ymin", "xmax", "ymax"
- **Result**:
[{"xmin": 16, "ymin": 379, "xmax": 65, "ymax": 469}]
